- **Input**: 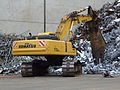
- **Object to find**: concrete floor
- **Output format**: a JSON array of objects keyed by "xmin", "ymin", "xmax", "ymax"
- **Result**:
[{"xmin": 0, "ymin": 75, "xmax": 120, "ymax": 90}]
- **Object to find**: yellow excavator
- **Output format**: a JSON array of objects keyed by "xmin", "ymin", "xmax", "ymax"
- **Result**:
[{"xmin": 12, "ymin": 6, "xmax": 106, "ymax": 77}]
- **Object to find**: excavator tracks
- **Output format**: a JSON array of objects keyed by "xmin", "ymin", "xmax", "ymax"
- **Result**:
[
  {"xmin": 21, "ymin": 60, "xmax": 49, "ymax": 77},
  {"xmin": 62, "ymin": 60, "xmax": 82, "ymax": 77},
  {"xmin": 21, "ymin": 62, "xmax": 33, "ymax": 77},
  {"xmin": 21, "ymin": 59, "xmax": 82, "ymax": 77}
]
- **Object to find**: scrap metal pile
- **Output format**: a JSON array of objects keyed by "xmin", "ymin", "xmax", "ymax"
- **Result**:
[
  {"xmin": 0, "ymin": 0, "xmax": 120, "ymax": 76},
  {"xmin": 0, "ymin": 33, "xmax": 18, "ymax": 74},
  {"xmin": 71, "ymin": 0, "xmax": 120, "ymax": 76}
]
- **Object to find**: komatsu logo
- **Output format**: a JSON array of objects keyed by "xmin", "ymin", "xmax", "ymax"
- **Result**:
[{"xmin": 19, "ymin": 43, "xmax": 36, "ymax": 48}]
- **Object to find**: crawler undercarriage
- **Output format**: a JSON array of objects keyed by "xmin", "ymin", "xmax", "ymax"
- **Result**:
[{"xmin": 21, "ymin": 56, "xmax": 82, "ymax": 77}]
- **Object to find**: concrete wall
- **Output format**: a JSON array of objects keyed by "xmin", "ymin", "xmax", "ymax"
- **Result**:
[{"xmin": 0, "ymin": 0, "xmax": 115, "ymax": 35}]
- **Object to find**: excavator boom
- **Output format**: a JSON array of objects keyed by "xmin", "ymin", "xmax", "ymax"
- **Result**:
[{"xmin": 55, "ymin": 8, "xmax": 92, "ymax": 41}]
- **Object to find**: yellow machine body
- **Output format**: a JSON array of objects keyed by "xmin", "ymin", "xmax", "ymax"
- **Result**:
[{"xmin": 12, "ymin": 40, "xmax": 76, "ymax": 56}]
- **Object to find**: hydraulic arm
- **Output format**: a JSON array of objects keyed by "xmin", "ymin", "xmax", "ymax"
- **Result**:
[{"xmin": 55, "ymin": 8, "xmax": 92, "ymax": 41}]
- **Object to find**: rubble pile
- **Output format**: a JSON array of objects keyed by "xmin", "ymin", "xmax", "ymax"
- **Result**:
[
  {"xmin": 0, "ymin": 34, "xmax": 15, "ymax": 61},
  {"xmin": 0, "ymin": 33, "xmax": 16, "ymax": 74},
  {"xmin": 70, "ymin": 0, "xmax": 120, "ymax": 76},
  {"xmin": 99, "ymin": 0, "xmax": 120, "ymax": 62},
  {"xmin": 98, "ymin": 0, "xmax": 120, "ymax": 76},
  {"xmin": 0, "ymin": 56, "xmax": 33, "ymax": 75},
  {"xmin": 0, "ymin": 0, "xmax": 120, "ymax": 76},
  {"xmin": 0, "ymin": 34, "xmax": 28, "ymax": 75}
]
